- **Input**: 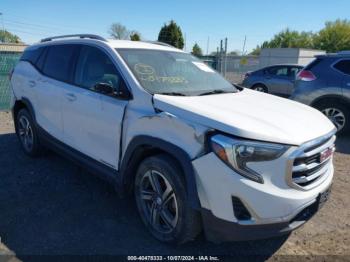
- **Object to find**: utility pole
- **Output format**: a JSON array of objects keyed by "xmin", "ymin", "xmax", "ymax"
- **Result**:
[
  {"xmin": 242, "ymin": 35, "xmax": 247, "ymax": 56},
  {"xmin": 206, "ymin": 36, "xmax": 209, "ymax": 55},
  {"xmin": 220, "ymin": 39, "xmax": 223, "ymax": 73},
  {"xmin": 224, "ymin": 38, "xmax": 228, "ymax": 77}
]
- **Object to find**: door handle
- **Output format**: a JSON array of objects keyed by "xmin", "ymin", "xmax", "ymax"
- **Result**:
[
  {"xmin": 65, "ymin": 93, "xmax": 77, "ymax": 102},
  {"xmin": 347, "ymin": 83, "xmax": 350, "ymax": 87},
  {"xmin": 28, "ymin": 80, "xmax": 36, "ymax": 88}
]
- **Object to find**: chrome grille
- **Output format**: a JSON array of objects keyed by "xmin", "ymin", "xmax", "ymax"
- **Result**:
[{"xmin": 289, "ymin": 133, "xmax": 336, "ymax": 190}]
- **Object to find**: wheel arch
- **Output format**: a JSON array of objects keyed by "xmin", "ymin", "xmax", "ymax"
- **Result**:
[
  {"xmin": 251, "ymin": 82, "xmax": 268, "ymax": 92},
  {"xmin": 12, "ymin": 97, "xmax": 36, "ymax": 132},
  {"xmin": 311, "ymin": 94, "xmax": 350, "ymax": 108},
  {"xmin": 119, "ymin": 135, "xmax": 201, "ymax": 209}
]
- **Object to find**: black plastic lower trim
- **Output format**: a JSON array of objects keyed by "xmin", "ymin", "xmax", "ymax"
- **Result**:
[
  {"xmin": 201, "ymin": 208, "xmax": 307, "ymax": 243},
  {"xmin": 37, "ymin": 125, "xmax": 119, "ymax": 186}
]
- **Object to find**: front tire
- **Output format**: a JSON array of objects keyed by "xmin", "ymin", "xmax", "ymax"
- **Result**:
[
  {"xmin": 315, "ymin": 100, "xmax": 349, "ymax": 136},
  {"xmin": 16, "ymin": 109, "xmax": 43, "ymax": 156},
  {"xmin": 134, "ymin": 154, "xmax": 201, "ymax": 244}
]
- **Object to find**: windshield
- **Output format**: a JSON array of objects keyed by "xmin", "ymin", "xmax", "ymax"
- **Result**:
[{"xmin": 117, "ymin": 49, "xmax": 238, "ymax": 96}]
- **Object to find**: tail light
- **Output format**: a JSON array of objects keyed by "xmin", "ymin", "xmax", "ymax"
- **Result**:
[
  {"xmin": 8, "ymin": 68, "xmax": 14, "ymax": 81},
  {"xmin": 296, "ymin": 70, "xmax": 316, "ymax": 81}
]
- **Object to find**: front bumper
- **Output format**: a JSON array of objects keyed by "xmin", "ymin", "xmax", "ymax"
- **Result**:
[
  {"xmin": 200, "ymin": 185, "xmax": 330, "ymax": 243},
  {"xmin": 192, "ymin": 140, "xmax": 334, "ymax": 242}
]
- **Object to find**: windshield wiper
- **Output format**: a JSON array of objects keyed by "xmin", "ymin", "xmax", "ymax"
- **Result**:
[
  {"xmin": 199, "ymin": 90, "xmax": 232, "ymax": 96},
  {"xmin": 159, "ymin": 92, "xmax": 187, "ymax": 96}
]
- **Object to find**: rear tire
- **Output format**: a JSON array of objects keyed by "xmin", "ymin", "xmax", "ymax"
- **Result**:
[
  {"xmin": 134, "ymin": 154, "xmax": 201, "ymax": 244},
  {"xmin": 252, "ymin": 84, "xmax": 268, "ymax": 93},
  {"xmin": 16, "ymin": 109, "xmax": 43, "ymax": 156},
  {"xmin": 314, "ymin": 99, "xmax": 350, "ymax": 136}
]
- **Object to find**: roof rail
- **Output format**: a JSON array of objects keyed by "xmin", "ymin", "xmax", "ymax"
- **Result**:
[
  {"xmin": 41, "ymin": 34, "xmax": 107, "ymax": 43},
  {"xmin": 143, "ymin": 41, "xmax": 174, "ymax": 48}
]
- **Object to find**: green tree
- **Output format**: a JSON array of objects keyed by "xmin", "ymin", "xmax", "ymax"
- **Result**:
[
  {"xmin": 0, "ymin": 30, "xmax": 21, "ymax": 43},
  {"xmin": 109, "ymin": 23, "xmax": 130, "ymax": 40},
  {"xmin": 265, "ymin": 29, "xmax": 314, "ymax": 48},
  {"xmin": 250, "ymin": 41, "xmax": 271, "ymax": 55},
  {"xmin": 158, "ymin": 20, "xmax": 184, "ymax": 49},
  {"xmin": 191, "ymin": 43, "xmax": 203, "ymax": 56},
  {"xmin": 251, "ymin": 29, "xmax": 314, "ymax": 54},
  {"xmin": 249, "ymin": 46, "xmax": 261, "ymax": 55},
  {"xmin": 314, "ymin": 19, "xmax": 350, "ymax": 52},
  {"xmin": 130, "ymin": 31, "xmax": 141, "ymax": 41}
]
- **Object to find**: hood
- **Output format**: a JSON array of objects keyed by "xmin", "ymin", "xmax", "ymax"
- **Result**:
[{"xmin": 153, "ymin": 89, "xmax": 335, "ymax": 146}]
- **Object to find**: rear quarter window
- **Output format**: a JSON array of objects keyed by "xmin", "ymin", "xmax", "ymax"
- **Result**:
[
  {"xmin": 333, "ymin": 59, "xmax": 350, "ymax": 75},
  {"xmin": 20, "ymin": 46, "xmax": 44, "ymax": 65}
]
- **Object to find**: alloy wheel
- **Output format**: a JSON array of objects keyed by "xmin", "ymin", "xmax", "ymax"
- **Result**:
[
  {"xmin": 138, "ymin": 169, "xmax": 178, "ymax": 234},
  {"xmin": 253, "ymin": 86, "xmax": 266, "ymax": 92},
  {"xmin": 321, "ymin": 107, "xmax": 346, "ymax": 131},
  {"xmin": 18, "ymin": 115, "xmax": 34, "ymax": 152}
]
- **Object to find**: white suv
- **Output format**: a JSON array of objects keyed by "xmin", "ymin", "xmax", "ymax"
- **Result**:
[{"xmin": 10, "ymin": 34, "xmax": 336, "ymax": 244}]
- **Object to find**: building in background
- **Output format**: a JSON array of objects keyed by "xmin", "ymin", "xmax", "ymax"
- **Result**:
[{"xmin": 259, "ymin": 48, "xmax": 325, "ymax": 67}]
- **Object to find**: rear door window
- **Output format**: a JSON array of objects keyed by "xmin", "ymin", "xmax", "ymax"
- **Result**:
[
  {"xmin": 42, "ymin": 44, "xmax": 79, "ymax": 82},
  {"xmin": 333, "ymin": 59, "xmax": 350, "ymax": 75}
]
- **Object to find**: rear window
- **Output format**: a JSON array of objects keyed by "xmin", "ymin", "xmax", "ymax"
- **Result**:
[
  {"xmin": 20, "ymin": 46, "xmax": 44, "ymax": 65},
  {"xmin": 333, "ymin": 60, "xmax": 350, "ymax": 75},
  {"xmin": 42, "ymin": 45, "xmax": 79, "ymax": 82}
]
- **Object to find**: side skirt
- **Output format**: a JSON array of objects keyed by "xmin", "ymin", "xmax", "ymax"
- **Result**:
[{"xmin": 37, "ymin": 125, "xmax": 120, "ymax": 188}]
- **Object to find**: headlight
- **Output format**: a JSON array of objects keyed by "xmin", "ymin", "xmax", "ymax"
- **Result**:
[{"xmin": 210, "ymin": 134, "xmax": 289, "ymax": 183}]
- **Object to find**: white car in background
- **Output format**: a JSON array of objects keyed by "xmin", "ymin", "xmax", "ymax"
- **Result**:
[{"xmin": 10, "ymin": 34, "xmax": 336, "ymax": 243}]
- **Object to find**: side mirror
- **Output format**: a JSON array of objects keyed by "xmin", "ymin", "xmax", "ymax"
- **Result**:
[
  {"xmin": 93, "ymin": 82, "xmax": 131, "ymax": 100},
  {"xmin": 117, "ymin": 80, "xmax": 132, "ymax": 100},
  {"xmin": 93, "ymin": 83, "xmax": 114, "ymax": 95}
]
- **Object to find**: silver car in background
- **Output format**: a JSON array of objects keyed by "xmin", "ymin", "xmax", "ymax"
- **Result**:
[{"xmin": 242, "ymin": 64, "xmax": 303, "ymax": 97}]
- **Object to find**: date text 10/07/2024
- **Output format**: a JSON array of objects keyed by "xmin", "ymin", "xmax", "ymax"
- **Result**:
[{"xmin": 127, "ymin": 256, "xmax": 220, "ymax": 261}]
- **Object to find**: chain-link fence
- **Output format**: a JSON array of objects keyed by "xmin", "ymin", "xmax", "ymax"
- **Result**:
[
  {"xmin": 200, "ymin": 55, "xmax": 260, "ymax": 84},
  {"xmin": 199, "ymin": 49, "xmax": 323, "ymax": 84},
  {"xmin": 0, "ymin": 52, "xmax": 21, "ymax": 110}
]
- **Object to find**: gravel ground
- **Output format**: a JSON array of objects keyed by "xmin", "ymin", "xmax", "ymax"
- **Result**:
[{"xmin": 0, "ymin": 111, "xmax": 349, "ymax": 261}]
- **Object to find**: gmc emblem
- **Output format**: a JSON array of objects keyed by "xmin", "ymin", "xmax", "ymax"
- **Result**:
[{"xmin": 319, "ymin": 146, "xmax": 335, "ymax": 163}]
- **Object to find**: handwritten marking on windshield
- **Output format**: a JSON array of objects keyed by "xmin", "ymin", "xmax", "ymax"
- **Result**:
[{"xmin": 134, "ymin": 63, "xmax": 188, "ymax": 84}]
